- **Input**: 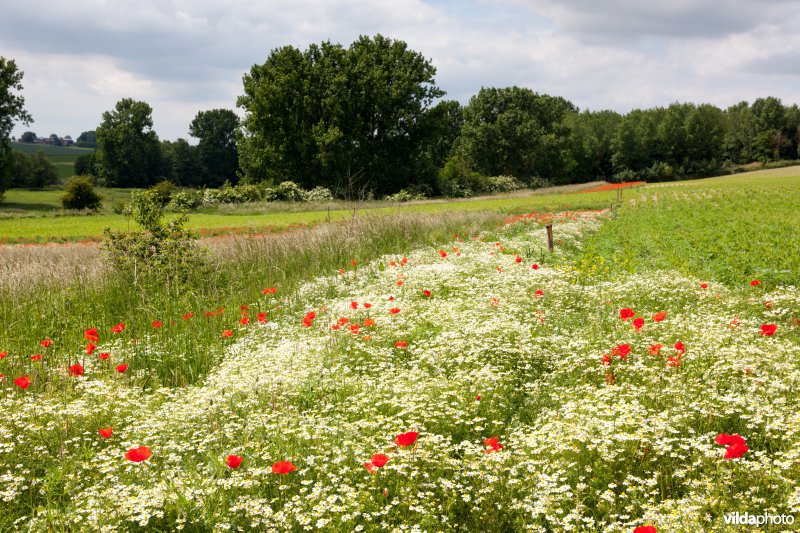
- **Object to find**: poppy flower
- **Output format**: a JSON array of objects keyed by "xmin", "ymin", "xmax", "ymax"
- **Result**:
[
  {"xmin": 370, "ymin": 454, "xmax": 390, "ymax": 467},
  {"xmin": 351, "ymin": 301, "xmax": 359, "ymax": 310},
  {"xmin": 483, "ymin": 436, "xmax": 504, "ymax": 453},
  {"xmin": 423, "ymin": 290, "xmax": 431, "ymax": 297},
  {"xmin": 475, "ymin": 395, "xmax": 481, "ymax": 401},
  {"xmin": 125, "ymin": 446, "xmax": 152, "ymax": 462},
  {"xmin": 363, "ymin": 319, "xmax": 375, "ymax": 327},
  {"xmin": 715, "ymin": 433, "xmax": 749, "ymax": 460},
  {"xmin": 396, "ymin": 280, "xmax": 404, "ymax": 287},
  {"xmin": 389, "ymin": 308, "xmax": 400, "ymax": 314},
  {"xmin": 262, "ymin": 287, "xmax": 277, "ymax": 295},
  {"xmin": 349, "ymin": 324, "xmax": 360, "ymax": 334},
  {"xmin": 612, "ymin": 344, "xmax": 631, "ymax": 360},
  {"xmin": 239, "ymin": 317, "xmax": 250, "ymax": 325},
  {"xmin": 648, "ymin": 344, "xmax": 663, "ymax": 356},
  {"xmin": 700, "ymin": 283, "xmax": 708, "ymax": 289},
  {"xmin": 257, "ymin": 312, "xmax": 267, "ymax": 323},
  {"xmin": 221, "ymin": 329, "xmax": 233, "ymax": 338},
  {"xmin": 86, "ymin": 342, "xmax": 97, "ymax": 355},
  {"xmin": 364, "ymin": 302, "xmax": 372, "ymax": 309},
  {"xmin": 531, "ymin": 263, "xmax": 539, "ymax": 270},
  {"xmin": 151, "ymin": 321, "xmax": 163, "ymax": 328},
  {"xmin": 534, "ymin": 290, "xmax": 544, "ymax": 297},
  {"xmin": 227, "ymin": 455, "xmax": 243, "ymax": 469},
  {"xmin": 338, "ymin": 317, "xmax": 349, "ymax": 326},
  {"xmin": 619, "ymin": 308, "xmax": 635, "ymax": 320},
  {"xmin": 111, "ymin": 323, "xmax": 126, "ymax": 334},
  {"xmin": 652, "ymin": 311, "xmax": 667, "ymax": 322},
  {"xmin": 364, "ymin": 461, "xmax": 378, "ymax": 473},
  {"xmin": 31, "ymin": 354, "xmax": 42, "ymax": 361},
  {"xmin": 98, "ymin": 352, "xmax": 110, "ymax": 360},
  {"xmin": 601, "ymin": 353, "xmax": 612, "ymax": 366},
  {"xmin": 14, "ymin": 375, "xmax": 30, "ymax": 389},
  {"xmin": 515, "ymin": 256, "xmax": 522, "ymax": 263},
  {"xmin": 351, "ymin": 259, "xmax": 357, "ymax": 266},
  {"xmin": 401, "ymin": 258, "xmax": 408, "ymax": 265},
  {"xmin": 84, "ymin": 328, "xmax": 99, "ymax": 342},
  {"xmin": 633, "ymin": 317, "xmax": 645, "ymax": 331},
  {"xmin": 69, "ymin": 364, "xmax": 84, "ymax": 377},
  {"xmin": 115, "ymin": 363, "xmax": 128, "ymax": 373},
  {"xmin": 667, "ymin": 355, "xmax": 681, "ymax": 367},
  {"xmin": 760, "ymin": 324, "xmax": 777, "ymax": 336},
  {"xmin": 183, "ymin": 312, "xmax": 194, "ymax": 320},
  {"xmin": 439, "ymin": 250, "xmax": 447, "ymax": 258},
  {"xmin": 395, "ymin": 341, "xmax": 408, "ymax": 348},
  {"xmin": 99, "ymin": 427, "xmax": 113, "ymax": 439},
  {"xmin": 750, "ymin": 280, "xmax": 761, "ymax": 286},
  {"xmin": 633, "ymin": 526, "xmax": 657, "ymax": 533},
  {"xmin": 0, "ymin": 351, "xmax": 6, "ymax": 359},
  {"xmin": 674, "ymin": 341, "xmax": 685, "ymax": 354},
  {"xmin": 40, "ymin": 339, "xmax": 53, "ymax": 348},
  {"xmin": 271, "ymin": 461, "xmax": 297, "ymax": 474},
  {"xmin": 395, "ymin": 431, "xmax": 418, "ymax": 447}
]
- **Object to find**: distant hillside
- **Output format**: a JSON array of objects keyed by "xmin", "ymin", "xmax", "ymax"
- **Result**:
[{"xmin": 11, "ymin": 143, "xmax": 95, "ymax": 182}]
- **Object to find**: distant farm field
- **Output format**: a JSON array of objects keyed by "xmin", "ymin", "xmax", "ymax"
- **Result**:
[{"xmin": 10, "ymin": 142, "xmax": 94, "ymax": 181}]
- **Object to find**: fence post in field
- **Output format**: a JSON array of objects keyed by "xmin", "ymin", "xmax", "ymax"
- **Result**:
[
  {"xmin": 617, "ymin": 188, "xmax": 622, "ymax": 204},
  {"xmin": 546, "ymin": 223, "xmax": 554, "ymax": 252}
]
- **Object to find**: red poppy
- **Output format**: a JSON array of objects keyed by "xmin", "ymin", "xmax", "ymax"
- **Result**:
[
  {"xmin": 601, "ymin": 353, "xmax": 612, "ymax": 366},
  {"xmin": 302, "ymin": 311, "xmax": 316, "ymax": 327},
  {"xmin": 351, "ymin": 301, "xmax": 359, "ymax": 309},
  {"xmin": 612, "ymin": 344, "xmax": 631, "ymax": 360},
  {"xmin": 760, "ymin": 324, "xmax": 777, "ymax": 336},
  {"xmin": 99, "ymin": 427, "xmax": 113, "ymax": 439},
  {"xmin": 98, "ymin": 352, "xmax": 110, "ymax": 360},
  {"xmin": 534, "ymin": 290, "xmax": 544, "ymax": 297},
  {"xmin": 667, "ymin": 355, "xmax": 681, "ymax": 367},
  {"xmin": 648, "ymin": 344, "xmax": 663, "ymax": 356},
  {"xmin": 401, "ymin": 258, "xmax": 408, "ymax": 265},
  {"xmin": 227, "ymin": 455, "xmax": 243, "ymax": 469},
  {"xmin": 531, "ymin": 264, "xmax": 539, "ymax": 270},
  {"xmin": 151, "ymin": 321, "xmax": 163, "ymax": 328},
  {"xmin": 674, "ymin": 341, "xmax": 685, "ymax": 354},
  {"xmin": 700, "ymin": 283, "xmax": 708, "ymax": 289},
  {"xmin": 389, "ymin": 308, "xmax": 400, "ymax": 314},
  {"xmin": 396, "ymin": 280, "xmax": 404, "ymax": 287},
  {"xmin": 239, "ymin": 317, "xmax": 250, "ymax": 325},
  {"xmin": 439, "ymin": 250, "xmax": 447, "ymax": 258},
  {"xmin": 364, "ymin": 302, "xmax": 372, "ymax": 309},
  {"xmin": 632, "ymin": 317, "xmax": 645, "ymax": 331},
  {"xmin": 349, "ymin": 324, "xmax": 360, "ymax": 334},
  {"xmin": 262, "ymin": 287, "xmax": 277, "ymax": 295},
  {"xmin": 86, "ymin": 342, "xmax": 97, "ymax": 355},
  {"xmin": 475, "ymin": 395, "xmax": 481, "ymax": 401},
  {"xmin": 483, "ymin": 436, "xmax": 504, "ymax": 453},
  {"xmin": 257, "ymin": 312, "xmax": 267, "ymax": 323},
  {"xmin": 40, "ymin": 338, "xmax": 53, "ymax": 348},
  {"xmin": 633, "ymin": 526, "xmax": 657, "ymax": 533},
  {"xmin": 183, "ymin": 312, "xmax": 194, "ymax": 320},
  {"xmin": 715, "ymin": 433, "xmax": 749, "ymax": 460},
  {"xmin": 111, "ymin": 323, "xmax": 126, "ymax": 334},
  {"xmin": 14, "ymin": 375, "xmax": 30, "ymax": 389},
  {"xmin": 370, "ymin": 454, "xmax": 390, "ymax": 467},
  {"xmin": 271, "ymin": 461, "xmax": 297, "ymax": 474},
  {"xmin": 69, "ymin": 364, "xmax": 84, "ymax": 377},
  {"xmin": 0, "ymin": 351, "xmax": 6, "ymax": 359},
  {"xmin": 84, "ymin": 328, "xmax": 99, "ymax": 342},
  {"xmin": 395, "ymin": 431, "xmax": 418, "ymax": 447},
  {"xmin": 515, "ymin": 256, "xmax": 522, "ymax": 263},
  {"xmin": 31, "ymin": 354, "xmax": 42, "ymax": 361},
  {"xmin": 652, "ymin": 311, "xmax": 667, "ymax": 322},
  {"xmin": 750, "ymin": 280, "xmax": 761, "ymax": 286},
  {"xmin": 619, "ymin": 308, "xmax": 635, "ymax": 320},
  {"xmin": 364, "ymin": 461, "xmax": 377, "ymax": 473},
  {"xmin": 395, "ymin": 341, "xmax": 408, "ymax": 348},
  {"xmin": 116, "ymin": 363, "xmax": 128, "ymax": 373},
  {"xmin": 222, "ymin": 330, "xmax": 233, "ymax": 338},
  {"xmin": 423, "ymin": 290, "xmax": 431, "ymax": 297},
  {"xmin": 125, "ymin": 446, "xmax": 152, "ymax": 462},
  {"xmin": 351, "ymin": 259, "xmax": 357, "ymax": 266},
  {"xmin": 338, "ymin": 317, "xmax": 349, "ymax": 325}
]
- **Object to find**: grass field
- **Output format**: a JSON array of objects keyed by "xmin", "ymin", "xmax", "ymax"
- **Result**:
[
  {"xmin": 10, "ymin": 142, "xmax": 94, "ymax": 182},
  {"xmin": 1, "ymin": 169, "xmax": 799, "ymax": 531}
]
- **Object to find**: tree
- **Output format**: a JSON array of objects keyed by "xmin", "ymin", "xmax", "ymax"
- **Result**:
[
  {"xmin": 62, "ymin": 176, "xmax": 101, "ymax": 210},
  {"xmin": 19, "ymin": 131, "xmax": 37, "ymax": 143},
  {"xmin": 238, "ymin": 35, "xmax": 443, "ymax": 196},
  {"xmin": 76, "ymin": 130, "xmax": 97, "ymax": 148},
  {"xmin": 27, "ymin": 151, "xmax": 59, "ymax": 188},
  {"xmin": 189, "ymin": 109, "xmax": 239, "ymax": 187},
  {"xmin": 95, "ymin": 98, "xmax": 163, "ymax": 187},
  {"xmin": 160, "ymin": 138, "xmax": 202, "ymax": 186},
  {"xmin": 456, "ymin": 86, "xmax": 577, "ymax": 184},
  {"xmin": 74, "ymin": 152, "xmax": 96, "ymax": 176},
  {"xmin": 1, "ymin": 56, "xmax": 34, "ymax": 201},
  {"xmin": 49, "ymin": 133, "xmax": 62, "ymax": 146}
]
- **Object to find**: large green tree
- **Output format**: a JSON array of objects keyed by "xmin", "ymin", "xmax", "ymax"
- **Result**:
[
  {"xmin": 1, "ymin": 56, "xmax": 33, "ymax": 200},
  {"xmin": 238, "ymin": 35, "xmax": 443, "ymax": 196},
  {"xmin": 95, "ymin": 98, "xmax": 163, "ymax": 187},
  {"xmin": 189, "ymin": 108, "xmax": 239, "ymax": 187},
  {"xmin": 456, "ymin": 86, "xmax": 577, "ymax": 184}
]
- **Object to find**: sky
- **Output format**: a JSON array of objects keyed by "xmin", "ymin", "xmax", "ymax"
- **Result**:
[{"xmin": 2, "ymin": 0, "xmax": 799, "ymax": 142}]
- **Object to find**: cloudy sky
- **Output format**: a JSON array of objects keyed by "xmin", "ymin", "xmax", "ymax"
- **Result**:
[{"xmin": 2, "ymin": 0, "xmax": 798, "ymax": 141}]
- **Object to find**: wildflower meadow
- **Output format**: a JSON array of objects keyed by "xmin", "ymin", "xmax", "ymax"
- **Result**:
[{"xmin": 2, "ymin": 172, "xmax": 800, "ymax": 532}]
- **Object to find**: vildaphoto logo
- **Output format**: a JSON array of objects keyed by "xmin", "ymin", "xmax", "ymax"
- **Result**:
[{"xmin": 723, "ymin": 512, "xmax": 795, "ymax": 526}]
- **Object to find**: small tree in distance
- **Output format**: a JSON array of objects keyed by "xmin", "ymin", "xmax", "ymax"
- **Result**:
[{"xmin": 61, "ymin": 176, "xmax": 102, "ymax": 210}]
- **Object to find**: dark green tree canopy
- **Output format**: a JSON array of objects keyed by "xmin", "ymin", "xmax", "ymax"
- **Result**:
[
  {"xmin": 95, "ymin": 98, "xmax": 163, "ymax": 187},
  {"xmin": 189, "ymin": 108, "xmax": 239, "ymax": 187},
  {"xmin": 1, "ymin": 56, "xmax": 33, "ymax": 200},
  {"xmin": 76, "ymin": 130, "xmax": 97, "ymax": 148},
  {"xmin": 19, "ymin": 130, "xmax": 37, "ymax": 143},
  {"xmin": 238, "ymin": 35, "xmax": 443, "ymax": 196}
]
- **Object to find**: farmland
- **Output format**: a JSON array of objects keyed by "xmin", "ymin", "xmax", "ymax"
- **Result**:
[
  {"xmin": 9, "ymin": 142, "xmax": 93, "ymax": 181},
  {"xmin": 1, "ymin": 169, "xmax": 799, "ymax": 531}
]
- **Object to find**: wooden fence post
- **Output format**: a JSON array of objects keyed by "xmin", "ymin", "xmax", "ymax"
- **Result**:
[{"xmin": 545, "ymin": 223, "xmax": 554, "ymax": 252}]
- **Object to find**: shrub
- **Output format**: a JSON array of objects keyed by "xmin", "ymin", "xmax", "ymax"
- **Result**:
[
  {"xmin": 484, "ymin": 175, "xmax": 524, "ymax": 194},
  {"xmin": 61, "ymin": 176, "xmax": 102, "ymax": 211},
  {"xmin": 265, "ymin": 181, "xmax": 307, "ymax": 202},
  {"xmin": 437, "ymin": 156, "xmax": 484, "ymax": 198},
  {"xmin": 149, "ymin": 180, "xmax": 177, "ymax": 206},
  {"xmin": 305, "ymin": 186, "xmax": 335, "ymax": 202},
  {"xmin": 167, "ymin": 190, "xmax": 202, "ymax": 211},
  {"xmin": 610, "ymin": 168, "xmax": 638, "ymax": 184},
  {"xmin": 384, "ymin": 189, "xmax": 425, "ymax": 202}
]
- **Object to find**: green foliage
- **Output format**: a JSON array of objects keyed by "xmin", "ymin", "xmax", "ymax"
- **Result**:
[
  {"xmin": 149, "ymin": 179, "xmax": 177, "ymax": 206},
  {"xmin": 189, "ymin": 108, "xmax": 239, "ymax": 187},
  {"xmin": 104, "ymin": 189, "xmax": 208, "ymax": 290},
  {"xmin": 384, "ymin": 189, "xmax": 425, "ymax": 202},
  {"xmin": 1, "ymin": 56, "xmax": 33, "ymax": 202},
  {"xmin": 305, "ymin": 186, "xmax": 335, "ymax": 202},
  {"xmin": 61, "ymin": 176, "xmax": 102, "ymax": 210},
  {"xmin": 238, "ymin": 35, "xmax": 443, "ymax": 196},
  {"xmin": 437, "ymin": 155, "xmax": 485, "ymax": 197},
  {"xmin": 160, "ymin": 138, "xmax": 202, "ymax": 187},
  {"xmin": 167, "ymin": 189, "xmax": 203, "ymax": 211},
  {"xmin": 74, "ymin": 152, "xmax": 95, "ymax": 176},
  {"xmin": 95, "ymin": 98, "xmax": 163, "ymax": 188},
  {"xmin": 75, "ymin": 130, "xmax": 97, "ymax": 148},
  {"xmin": 264, "ymin": 180, "xmax": 307, "ymax": 202},
  {"xmin": 19, "ymin": 130, "xmax": 36, "ymax": 143}
]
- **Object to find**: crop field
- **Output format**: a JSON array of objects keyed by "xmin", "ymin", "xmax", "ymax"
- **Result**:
[
  {"xmin": 10, "ymin": 142, "xmax": 94, "ymax": 181},
  {"xmin": 1, "ymin": 170, "xmax": 800, "ymax": 531}
]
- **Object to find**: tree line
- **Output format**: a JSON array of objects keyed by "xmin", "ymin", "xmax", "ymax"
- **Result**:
[{"xmin": 3, "ymin": 39, "xmax": 800, "ymax": 201}]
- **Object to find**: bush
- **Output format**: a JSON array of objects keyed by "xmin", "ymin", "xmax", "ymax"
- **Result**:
[
  {"xmin": 437, "ymin": 156, "xmax": 484, "ymax": 198},
  {"xmin": 384, "ymin": 189, "xmax": 425, "ymax": 202},
  {"xmin": 484, "ymin": 175, "xmax": 524, "ymax": 194},
  {"xmin": 305, "ymin": 186, "xmax": 335, "ymax": 202},
  {"xmin": 149, "ymin": 180, "xmax": 177, "ymax": 206},
  {"xmin": 167, "ymin": 189, "xmax": 202, "ymax": 211},
  {"xmin": 610, "ymin": 168, "xmax": 638, "ymax": 183},
  {"xmin": 265, "ymin": 181, "xmax": 307, "ymax": 202},
  {"xmin": 61, "ymin": 176, "xmax": 102, "ymax": 210}
]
